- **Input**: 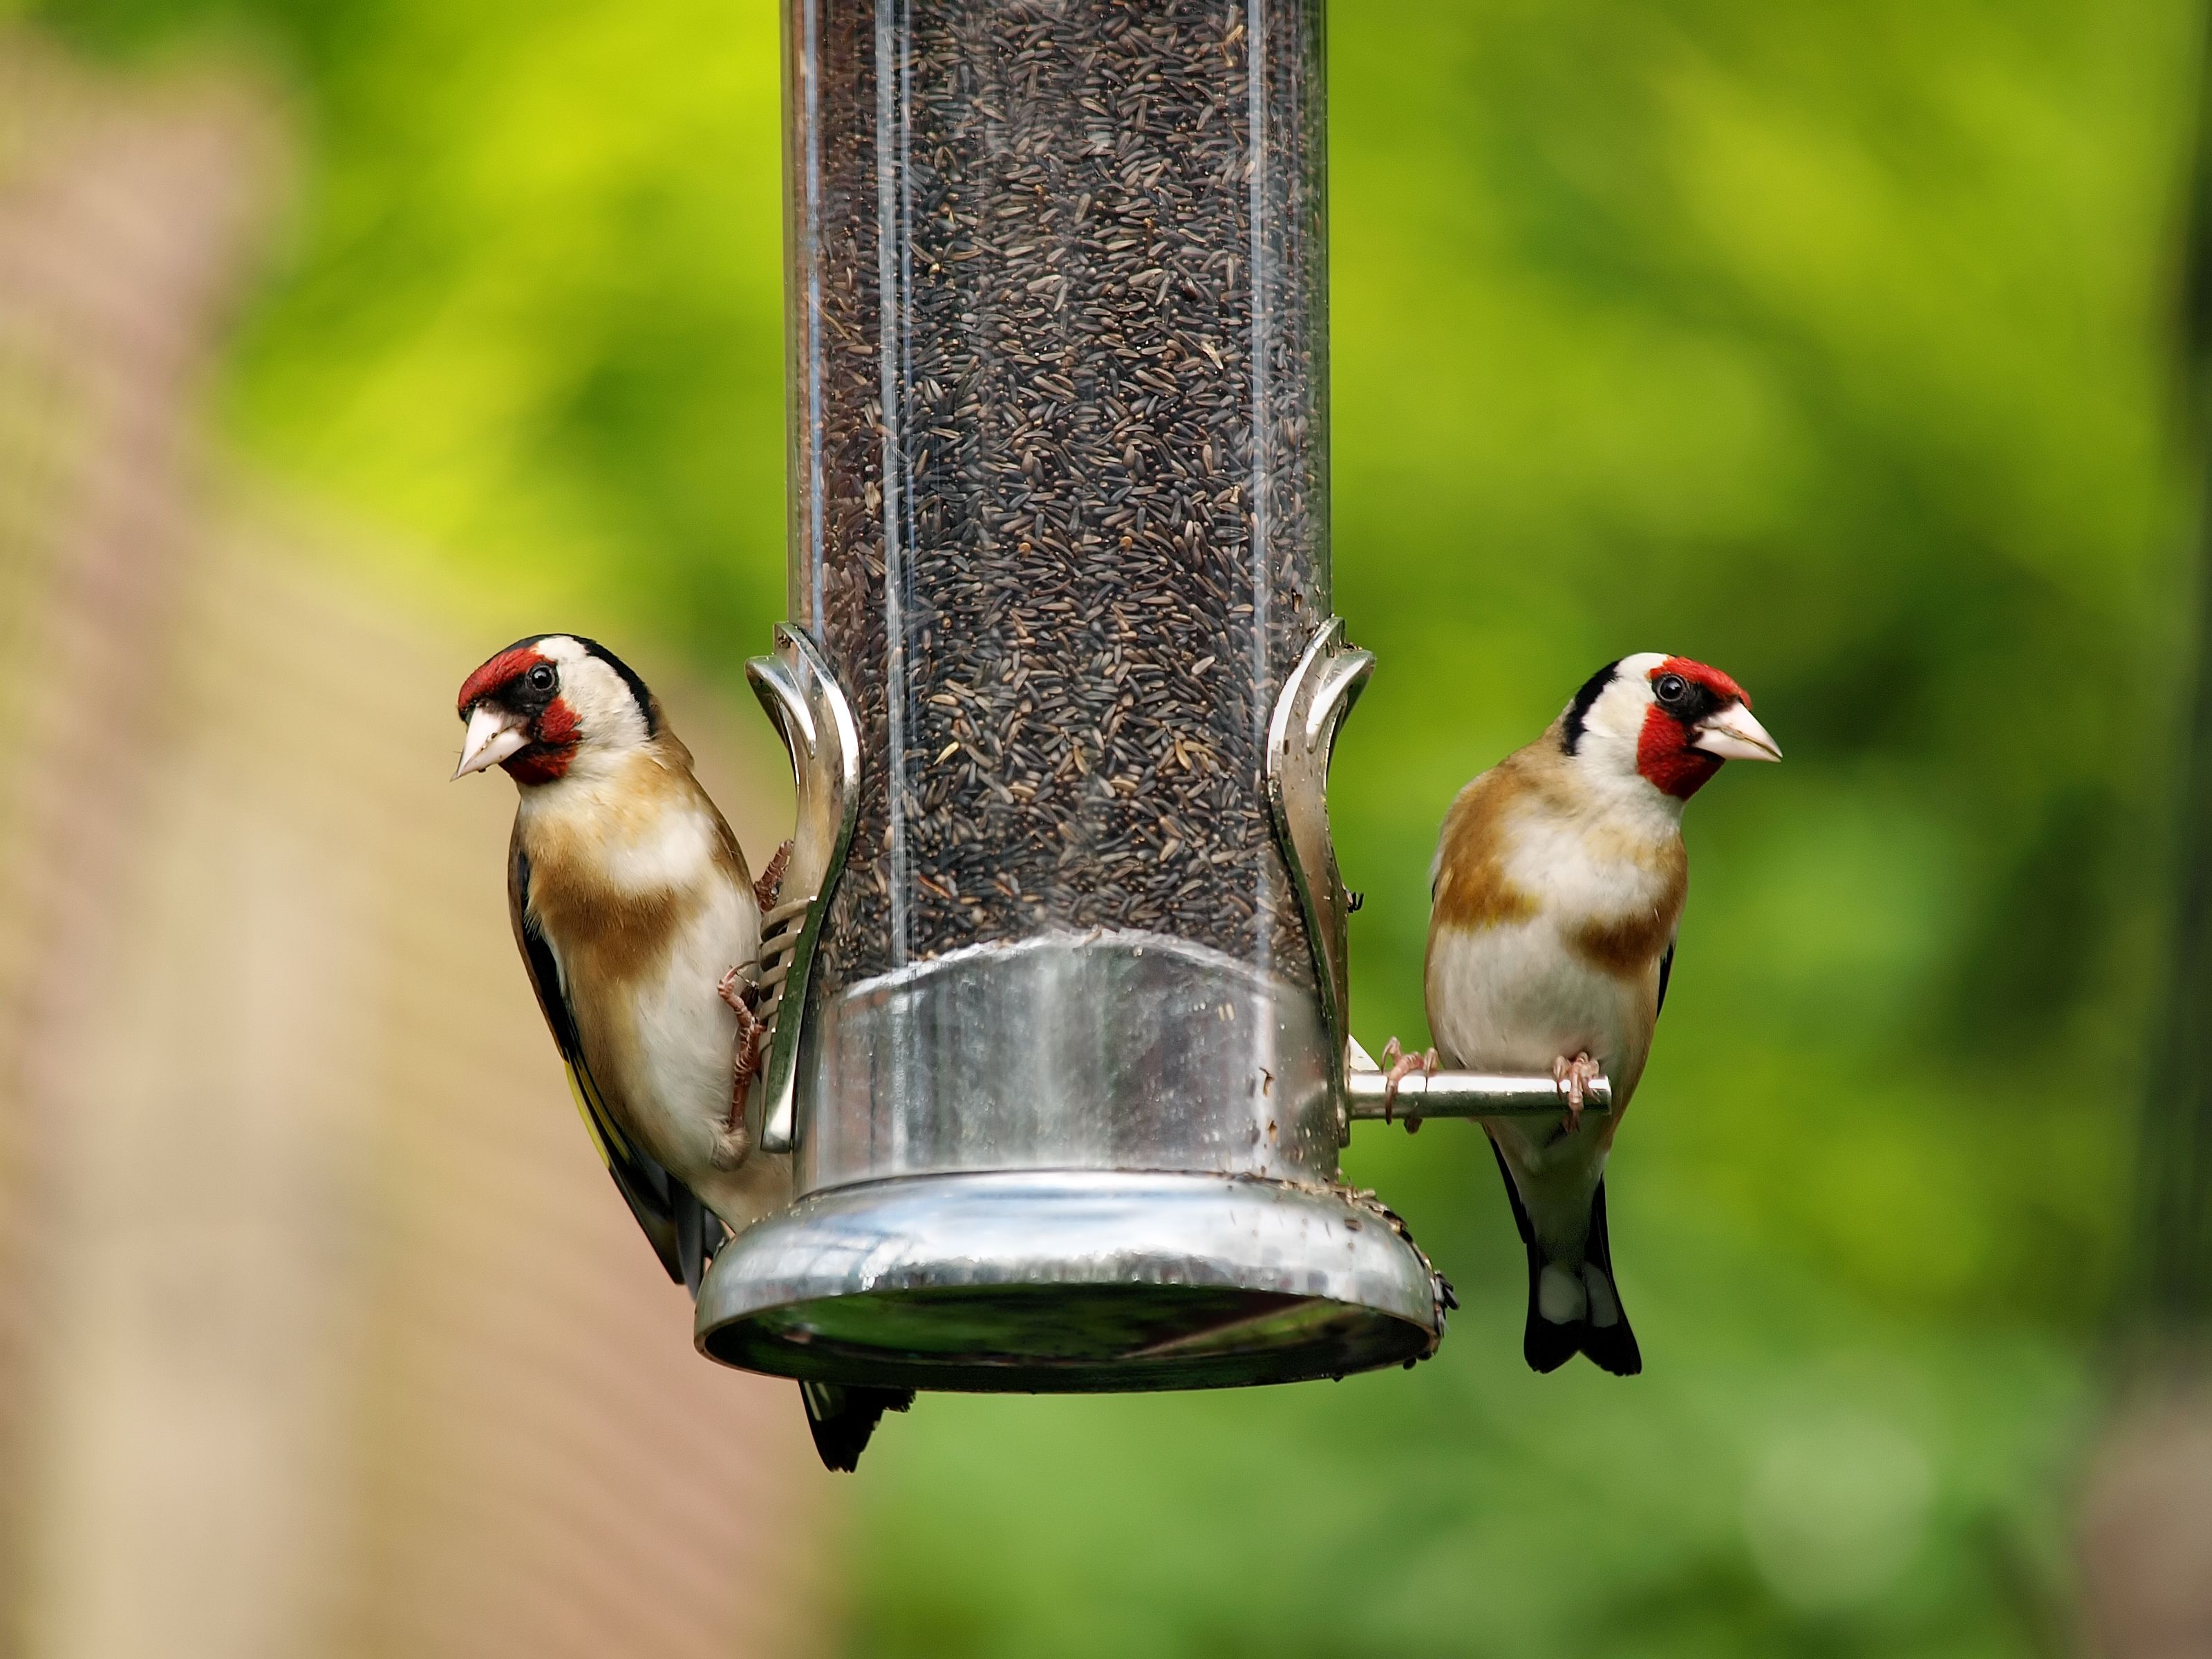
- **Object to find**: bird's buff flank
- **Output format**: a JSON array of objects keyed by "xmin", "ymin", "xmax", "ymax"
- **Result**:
[
  {"xmin": 1387, "ymin": 653, "xmax": 1779, "ymax": 1377},
  {"xmin": 454, "ymin": 633, "xmax": 910, "ymax": 1471}
]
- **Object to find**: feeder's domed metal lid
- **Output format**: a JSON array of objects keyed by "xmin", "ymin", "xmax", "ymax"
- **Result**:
[{"xmin": 695, "ymin": 1170, "xmax": 1444, "ymax": 1392}]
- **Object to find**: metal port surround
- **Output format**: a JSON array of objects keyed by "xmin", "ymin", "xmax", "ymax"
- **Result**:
[{"xmin": 744, "ymin": 624, "xmax": 861, "ymax": 1156}]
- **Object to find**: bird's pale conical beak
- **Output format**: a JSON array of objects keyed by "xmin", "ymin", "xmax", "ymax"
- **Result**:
[
  {"xmin": 453, "ymin": 703, "xmax": 530, "ymax": 778},
  {"xmin": 1691, "ymin": 702, "xmax": 1782, "ymax": 762}
]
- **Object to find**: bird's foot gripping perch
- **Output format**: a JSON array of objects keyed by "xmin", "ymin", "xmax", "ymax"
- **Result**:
[
  {"xmin": 753, "ymin": 838, "xmax": 794, "ymax": 912},
  {"xmin": 1553, "ymin": 1052, "xmax": 1602, "ymax": 1130},
  {"xmin": 1378, "ymin": 1038, "xmax": 1438, "ymax": 1128},
  {"xmin": 717, "ymin": 966, "xmax": 769, "ymax": 1143}
]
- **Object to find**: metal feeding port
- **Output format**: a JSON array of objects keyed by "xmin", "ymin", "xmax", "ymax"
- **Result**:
[{"xmin": 693, "ymin": 0, "xmax": 1596, "ymax": 1392}]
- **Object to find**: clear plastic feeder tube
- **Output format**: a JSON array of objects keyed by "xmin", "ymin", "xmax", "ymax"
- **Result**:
[{"xmin": 784, "ymin": 0, "xmax": 1334, "ymax": 1194}]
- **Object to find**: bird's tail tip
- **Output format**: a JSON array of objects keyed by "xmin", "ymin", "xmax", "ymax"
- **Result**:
[
  {"xmin": 1524, "ymin": 1262, "xmax": 1642, "ymax": 1378},
  {"xmin": 799, "ymin": 1380, "xmax": 916, "ymax": 1472}
]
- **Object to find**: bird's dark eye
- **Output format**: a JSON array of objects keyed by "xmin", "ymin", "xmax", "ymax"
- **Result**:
[
  {"xmin": 526, "ymin": 663, "xmax": 557, "ymax": 694},
  {"xmin": 1654, "ymin": 673, "xmax": 1687, "ymax": 705}
]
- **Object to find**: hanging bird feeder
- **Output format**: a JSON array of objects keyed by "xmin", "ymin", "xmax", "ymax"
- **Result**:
[{"xmin": 695, "ymin": 0, "xmax": 1606, "ymax": 1392}]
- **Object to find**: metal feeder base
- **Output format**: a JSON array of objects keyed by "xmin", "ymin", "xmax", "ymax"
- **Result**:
[{"xmin": 694, "ymin": 1170, "xmax": 1443, "ymax": 1393}]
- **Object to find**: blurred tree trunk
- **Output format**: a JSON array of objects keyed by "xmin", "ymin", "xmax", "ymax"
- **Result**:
[
  {"xmin": 2139, "ymin": 4, "xmax": 2212, "ymax": 1344},
  {"xmin": 2078, "ymin": 16, "xmax": 2212, "ymax": 1659}
]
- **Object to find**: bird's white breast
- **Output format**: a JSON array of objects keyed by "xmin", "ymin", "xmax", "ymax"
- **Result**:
[
  {"xmin": 1498, "ymin": 792, "xmax": 1680, "ymax": 923},
  {"xmin": 608, "ymin": 807, "xmax": 720, "ymax": 895},
  {"xmin": 1428, "ymin": 918, "xmax": 1643, "ymax": 1082},
  {"xmin": 518, "ymin": 766, "xmax": 722, "ymax": 896},
  {"xmin": 625, "ymin": 877, "xmax": 756, "ymax": 1138},
  {"xmin": 1427, "ymin": 915, "xmax": 1652, "ymax": 1195},
  {"xmin": 1427, "ymin": 802, "xmax": 1672, "ymax": 1114}
]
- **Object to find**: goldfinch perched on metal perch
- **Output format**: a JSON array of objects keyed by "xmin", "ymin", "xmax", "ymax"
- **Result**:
[
  {"xmin": 455, "ymin": 633, "xmax": 910, "ymax": 1471},
  {"xmin": 1393, "ymin": 653, "xmax": 1779, "ymax": 1376}
]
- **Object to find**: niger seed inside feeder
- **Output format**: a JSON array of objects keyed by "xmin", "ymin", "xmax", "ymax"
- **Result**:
[{"xmin": 790, "ymin": 0, "xmax": 1330, "ymax": 995}]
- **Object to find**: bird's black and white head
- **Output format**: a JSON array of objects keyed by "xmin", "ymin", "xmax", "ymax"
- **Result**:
[
  {"xmin": 1559, "ymin": 652, "xmax": 1781, "ymax": 801},
  {"xmin": 453, "ymin": 634, "xmax": 660, "ymax": 786}
]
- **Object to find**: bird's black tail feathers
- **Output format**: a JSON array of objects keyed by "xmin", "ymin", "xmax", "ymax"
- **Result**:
[
  {"xmin": 800, "ymin": 1381, "xmax": 915, "ymax": 1472},
  {"xmin": 671, "ymin": 1186, "xmax": 727, "ymax": 1299},
  {"xmin": 1489, "ymin": 1140, "xmax": 1642, "ymax": 1378},
  {"xmin": 659, "ymin": 1196, "xmax": 911, "ymax": 1470}
]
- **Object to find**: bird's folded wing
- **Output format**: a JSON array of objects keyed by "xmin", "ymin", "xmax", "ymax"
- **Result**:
[{"xmin": 510, "ymin": 841, "xmax": 703, "ymax": 1286}]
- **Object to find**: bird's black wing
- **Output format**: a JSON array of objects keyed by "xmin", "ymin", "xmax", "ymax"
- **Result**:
[
  {"xmin": 509, "ymin": 838, "xmax": 725, "ymax": 1294},
  {"xmin": 1655, "ymin": 938, "xmax": 1676, "ymax": 1022}
]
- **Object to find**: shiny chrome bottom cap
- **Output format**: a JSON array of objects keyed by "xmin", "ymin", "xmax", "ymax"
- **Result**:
[{"xmin": 695, "ymin": 1170, "xmax": 1446, "ymax": 1392}]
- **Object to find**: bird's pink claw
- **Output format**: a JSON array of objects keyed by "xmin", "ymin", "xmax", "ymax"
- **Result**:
[
  {"xmin": 1553, "ymin": 1052, "xmax": 1601, "ymax": 1130},
  {"xmin": 753, "ymin": 839, "xmax": 794, "ymax": 911},
  {"xmin": 1378, "ymin": 1038, "xmax": 1438, "ymax": 1126},
  {"xmin": 720, "ymin": 966, "xmax": 769, "ymax": 1130},
  {"xmin": 717, "ymin": 966, "xmax": 752, "ymax": 1014}
]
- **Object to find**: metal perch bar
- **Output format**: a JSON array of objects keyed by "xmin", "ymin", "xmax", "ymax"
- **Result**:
[{"xmin": 1344, "ymin": 1038, "xmax": 1613, "ymax": 1121}]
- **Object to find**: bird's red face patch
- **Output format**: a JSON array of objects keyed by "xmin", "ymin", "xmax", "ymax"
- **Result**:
[
  {"xmin": 1655, "ymin": 657, "xmax": 1749, "ymax": 709},
  {"xmin": 507, "ymin": 697, "xmax": 579, "ymax": 783},
  {"xmin": 1636, "ymin": 656, "xmax": 1749, "ymax": 800},
  {"xmin": 456, "ymin": 645, "xmax": 547, "ymax": 717},
  {"xmin": 456, "ymin": 642, "xmax": 580, "ymax": 784}
]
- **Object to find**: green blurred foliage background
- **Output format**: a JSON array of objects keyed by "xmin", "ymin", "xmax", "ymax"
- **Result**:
[{"xmin": 19, "ymin": 0, "xmax": 2205, "ymax": 1651}]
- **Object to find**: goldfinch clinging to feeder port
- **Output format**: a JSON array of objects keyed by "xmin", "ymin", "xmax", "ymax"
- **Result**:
[
  {"xmin": 1385, "ymin": 654, "xmax": 1779, "ymax": 1376},
  {"xmin": 454, "ymin": 633, "xmax": 910, "ymax": 1471}
]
